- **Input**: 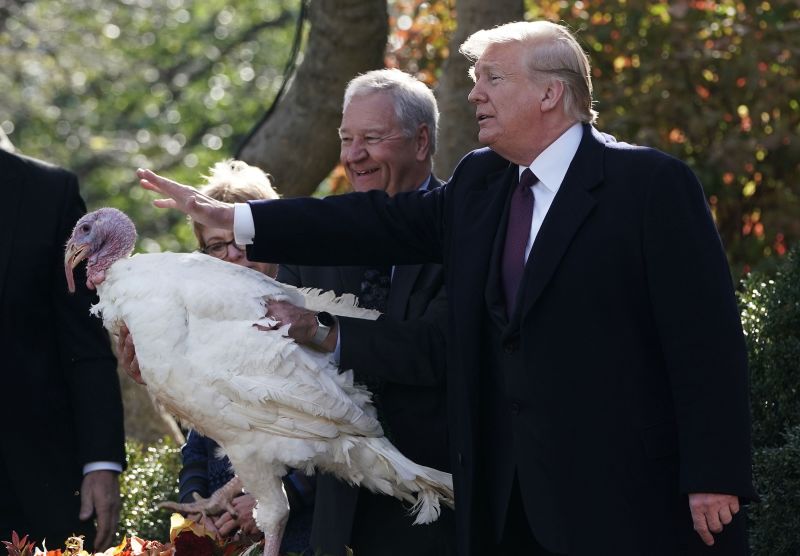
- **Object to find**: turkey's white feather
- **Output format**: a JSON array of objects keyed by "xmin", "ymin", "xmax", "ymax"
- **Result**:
[{"xmin": 91, "ymin": 251, "xmax": 453, "ymax": 536}]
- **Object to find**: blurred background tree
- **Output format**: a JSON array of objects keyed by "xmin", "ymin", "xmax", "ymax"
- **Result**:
[
  {"xmin": 1, "ymin": 0, "xmax": 797, "ymax": 271},
  {"xmin": 1, "ymin": 0, "xmax": 304, "ymax": 251}
]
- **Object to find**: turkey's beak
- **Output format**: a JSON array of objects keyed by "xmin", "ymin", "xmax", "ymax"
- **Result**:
[{"xmin": 64, "ymin": 241, "xmax": 89, "ymax": 293}]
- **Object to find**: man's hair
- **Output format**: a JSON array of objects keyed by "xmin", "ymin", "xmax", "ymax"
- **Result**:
[
  {"xmin": 193, "ymin": 159, "xmax": 279, "ymax": 248},
  {"xmin": 460, "ymin": 20, "xmax": 598, "ymax": 124},
  {"xmin": 343, "ymin": 68, "xmax": 440, "ymax": 155}
]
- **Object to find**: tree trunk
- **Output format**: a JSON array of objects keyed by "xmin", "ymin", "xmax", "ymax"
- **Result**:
[
  {"xmin": 237, "ymin": 0, "xmax": 388, "ymax": 198},
  {"xmin": 433, "ymin": 0, "xmax": 524, "ymax": 178}
]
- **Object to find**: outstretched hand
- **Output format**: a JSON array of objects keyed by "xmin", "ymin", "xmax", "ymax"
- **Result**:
[
  {"xmin": 689, "ymin": 492, "xmax": 740, "ymax": 546},
  {"xmin": 136, "ymin": 168, "xmax": 235, "ymax": 230}
]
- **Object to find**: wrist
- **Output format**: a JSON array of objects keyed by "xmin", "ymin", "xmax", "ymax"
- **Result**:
[{"xmin": 312, "ymin": 311, "xmax": 338, "ymax": 352}]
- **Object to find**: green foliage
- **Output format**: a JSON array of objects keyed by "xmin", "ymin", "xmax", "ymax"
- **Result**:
[
  {"xmin": 750, "ymin": 424, "xmax": 800, "ymax": 556},
  {"xmin": 525, "ymin": 0, "xmax": 800, "ymax": 275},
  {"xmin": 739, "ymin": 245, "xmax": 800, "ymax": 554},
  {"xmin": 119, "ymin": 437, "xmax": 181, "ymax": 543},
  {"xmin": 0, "ymin": 0, "xmax": 300, "ymax": 251},
  {"xmin": 740, "ymin": 247, "xmax": 800, "ymax": 448},
  {"xmin": 3, "ymin": 0, "xmax": 798, "ymax": 271}
]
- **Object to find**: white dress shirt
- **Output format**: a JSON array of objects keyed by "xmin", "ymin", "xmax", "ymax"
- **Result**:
[{"xmin": 521, "ymin": 122, "xmax": 583, "ymax": 262}]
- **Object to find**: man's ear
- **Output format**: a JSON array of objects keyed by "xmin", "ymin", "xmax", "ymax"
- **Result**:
[
  {"xmin": 540, "ymin": 79, "xmax": 565, "ymax": 113},
  {"xmin": 415, "ymin": 124, "xmax": 431, "ymax": 161}
]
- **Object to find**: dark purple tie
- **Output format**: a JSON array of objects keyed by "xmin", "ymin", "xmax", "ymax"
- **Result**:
[{"xmin": 502, "ymin": 168, "xmax": 536, "ymax": 314}]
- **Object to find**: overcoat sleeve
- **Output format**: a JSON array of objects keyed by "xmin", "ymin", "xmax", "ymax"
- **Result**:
[
  {"xmin": 53, "ymin": 171, "xmax": 126, "ymax": 468},
  {"xmin": 337, "ymin": 287, "xmax": 448, "ymax": 386},
  {"xmin": 642, "ymin": 156, "xmax": 755, "ymax": 500}
]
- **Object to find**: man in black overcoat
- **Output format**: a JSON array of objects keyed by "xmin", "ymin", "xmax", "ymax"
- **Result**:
[
  {"xmin": 138, "ymin": 20, "xmax": 755, "ymax": 556},
  {"xmin": 0, "ymin": 135, "xmax": 125, "ymax": 550}
]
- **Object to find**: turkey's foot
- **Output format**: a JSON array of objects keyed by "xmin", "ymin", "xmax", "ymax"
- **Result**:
[{"xmin": 157, "ymin": 476, "xmax": 243, "ymax": 518}]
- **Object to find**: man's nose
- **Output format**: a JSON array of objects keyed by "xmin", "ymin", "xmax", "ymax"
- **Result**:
[
  {"xmin": 225, "ymin": 242, "xmax": 245, "ymax": 261},
  {"xmin": 468, "ymin": 81, "xmax": 484, "ymax": 104},
  {"xmin": 344, "ymin": 139, "xmax": 368, "ymax": 162}
]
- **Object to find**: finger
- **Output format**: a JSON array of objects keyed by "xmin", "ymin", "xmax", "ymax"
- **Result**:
[
  {"xmin": 116, "ymin": 325, "xmax": 128, "ymax": 353},
  {"xmin": 131, "ymin": 357, "xmax": 144, "ymax": 383},
  {"xmin": 705, "ymin": 508, "xmax": 724, "ymax": 534},
  {"xmin": 205, "ymin": 521, "xmax": 220, "ymax": 537},
  {"xmin": 690, "ymin": 508, "xmax": 715, "ymax": 546},
  {"xmin": 78, "ymin": 486, "xmax": 94, "ymax": 521},
  {"xmin": 719, "ymin": 504, "xmax": 734, "ymax": 525},
  {"xmin": 137, "ymin": 168, "xmax": 184, "ymax": 192},
  {"xmin": 731, "ymin": 499, "xmax": 740, "ymax": 514},
  {"xmin": 94, "ymin": 510, "xmax": 112, "ymax": 551},
  {"xmin": 217, "ymin": 517, "xmax": 238, "ymax": 536},
  {"xmin": 152, "ymin": 198, "xmax": 179, "ymax": 209}
]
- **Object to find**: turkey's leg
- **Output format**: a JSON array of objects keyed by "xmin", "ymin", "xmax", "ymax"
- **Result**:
[{"xmin": 249, "ymin": 474, "xmax": 290, "ymax": 556}]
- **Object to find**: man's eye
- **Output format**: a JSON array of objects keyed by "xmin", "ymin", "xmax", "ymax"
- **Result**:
[
  {"xmin": 365, "ymin": 136, "xmax": 381, "ymax": 144},
  {"xmin": 490, "ymin": 74, "xmax": 502, "ymax": 82},
  {"xmin": 340, "ymin": 137, "xmax": 352, "ymax": 144}
]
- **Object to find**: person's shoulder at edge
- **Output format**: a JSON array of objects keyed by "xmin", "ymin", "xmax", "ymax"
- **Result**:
[{"xmin": 1, "ymin": 147, "xmax": 78, "ymax": 186}]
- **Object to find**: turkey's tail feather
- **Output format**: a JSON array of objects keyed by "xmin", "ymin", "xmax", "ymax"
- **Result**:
[
  {"xmin": 324, "ymin": 435, "xmax": 454, "ymax": 525},
  {"xmin": 296, "ymin": 288, "xmax": 381, "ymax": 320}
]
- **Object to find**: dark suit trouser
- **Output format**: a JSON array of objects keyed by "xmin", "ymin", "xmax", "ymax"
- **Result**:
[
  {"xmin": 0, "ymin": 455, "xmax": 95, "ymax": 549},
  {"xmin": 349, "ymin": 490, "xmax": 456, "ymax": 556},
  {"xmin": 496, "ymin": 475, "xmax": 564, "ymax": 556}
]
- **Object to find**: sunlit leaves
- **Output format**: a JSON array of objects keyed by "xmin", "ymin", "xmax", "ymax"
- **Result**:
[
  {"xmin": 526, "ymin": 0, "xmax": 800, "ymax": 274},
  {"xmin": 386, "ymin": 0, "xmax": 455, "ymax": 86}
]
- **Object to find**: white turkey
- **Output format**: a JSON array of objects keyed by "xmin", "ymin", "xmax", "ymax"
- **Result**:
[{"xmin": 64, "ymin": 207, "xmax": 454, "ymax": 556}]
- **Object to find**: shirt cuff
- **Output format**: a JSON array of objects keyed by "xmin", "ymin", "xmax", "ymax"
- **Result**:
[
  {"xmin": 83, "ymin": 461, "xmax": 123, "ymax": 475},
  {"xmin": 234, "ymin": 202, "xmax": 256, "ymax": 245},
  {"xmin": 333, "ymin": 328, "xmax": 342, "ymax": 365}
]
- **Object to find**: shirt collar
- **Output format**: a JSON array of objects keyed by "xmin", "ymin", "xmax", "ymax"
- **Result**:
[
  {"xmin": 418, "ymin": 174, "xmax": 432, "ymax": 192},
  {"xmin": 519, "ymin": 122, "xmax": 583, "ymax": 193}
]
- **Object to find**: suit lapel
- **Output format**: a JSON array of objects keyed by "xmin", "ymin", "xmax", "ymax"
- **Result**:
[
  {"xmin": 386, "ymin": 174, "xmax": 442, "ymax": 318},
  {"xmin": 516, "ymin": 126, "xmax": 606, "ymax": 321},
  {"xmin": 387, "ymin": 264, "xmax": 421, "ymax": 318},
  {"xmin": 337, "ymin": 266, "xmax": 366, "ymax": 297}
]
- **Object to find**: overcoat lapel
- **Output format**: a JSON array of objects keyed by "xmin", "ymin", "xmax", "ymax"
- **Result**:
[
  {"xmin": 516, "ymin": 126, "xmax": 606, "ymax": 322},
  {"xmin": 485, "ymin": 167, "xmax": 520, "ymax": 328},
  {"xmin": 0, "ymin": 154, "xmax": 23, "ymax": 300}
]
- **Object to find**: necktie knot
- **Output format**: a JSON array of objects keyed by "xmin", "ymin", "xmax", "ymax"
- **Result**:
[{"xmin": 518, "ymin": 168, "xmax": 537, "ymax": 195}]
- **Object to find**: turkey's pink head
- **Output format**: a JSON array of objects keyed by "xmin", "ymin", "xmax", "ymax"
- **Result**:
[{"xmin": 64, "ymin": 207, "xmax": 137, "ymax": 293}]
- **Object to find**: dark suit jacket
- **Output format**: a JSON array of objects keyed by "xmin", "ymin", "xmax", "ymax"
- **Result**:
[
  {"xmin": 249, "ymin": 127, "xmax": 755, "ymax": 556},
  {"xmin": 276, "ymin": 182, "xmax": 454, "ymax": 556},
  {"xmin": 0, "ymin": 150, "xmax": 125, "ymax": 545}
]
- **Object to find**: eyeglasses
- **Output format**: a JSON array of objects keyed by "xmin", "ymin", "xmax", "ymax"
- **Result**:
[{"xmin": 202, "ymin": 239, "xmax": 244, "ymax": 259}]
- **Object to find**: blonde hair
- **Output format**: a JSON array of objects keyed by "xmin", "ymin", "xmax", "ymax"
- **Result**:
[
  {"xmin": 460, "ymin": 20, "xmax": 597, "ymax": 123},
  {"xmin": 193, "ymin": 159, "xmax": 279, "ymax": 248}
]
